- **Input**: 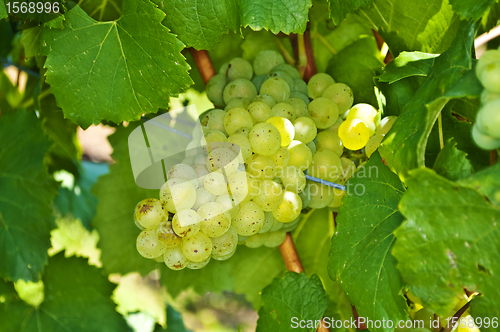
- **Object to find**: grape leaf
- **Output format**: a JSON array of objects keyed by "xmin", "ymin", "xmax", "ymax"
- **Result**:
[
  {"xmin": 92, "ymin": 122, "xmax": 158, "ymax": 275},
  {"xmin": 78, "ymin": 0, "xmax": 123, "ymax": 21},
  {"xmin": 0, "ymin": 111, "xmax": 58, "ymax": 281},
  {"xmin": 326, "ymin": 36, "xmax": 384, "ymax": 106},
  {"xmin": 392, "ymin": 168, "xmax": 500, "ymax": 327},
  {"xmin": 449, "ymin": 0, "xmax": 497, "ymax": 20},
  {"xmin": 329, "ymin": 0, "xmax": 372, "ymax": 25},
  {"xmin": 358, "ymin": 0, "xmax": 460, "ymax": 56},
  {"xmin": 377, "ymin": 52, "xmax": 438, "ymax": 84},
  {"xmin": 256, "ymin": 272, "xmax": 329, "ymax": 332},
  {"xmin": 432, "ymin": 138, "xmax": 473, "ymax": 181},
  {"xmin": 459, "ymin": 163, "xmax": 500, "ymax": 206},
  {"xmin": 328, "ymin": 152, "xmax": 409, "ymax": 332},
  {"xmin": 378, "ymin": 20, "xmax": 480, "ymax": 178},
  {"xmin": 0, "ymin": 254, "xmax": 130, "ymax": 331},
  {"xmin": 40, "ymin": 0, "xmax": 193, "ymax": 128},
  {"xmin": 240, "ymin": 0, "xmax": 312, "ymax": 34},
  {"xmin": 153, "ymin": 0, "xmax": 240, "ymax": 50},
  {"xmin": 20, "ymin": 26, "xmax": 41, "ymax": 58}
]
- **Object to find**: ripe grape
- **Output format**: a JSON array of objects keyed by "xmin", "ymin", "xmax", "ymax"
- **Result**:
[
  {"xmin": 338, "ymin": 118, "xmax": 370, "ymax": 150},
  {"xmin": 248, "ymin": 122, "xmax": 282, "ymax": 155},
  {"xmin": 248, "ymin": 101, "xmax": 272, "ymax": 123},
  {"xmin": 307, "ymin": 73, "xmax": 335, "ymax": 99},
  {"xmin": 206, "ymin": 74, "xmax": 227, "ymax": 107},
  {"xmin": 278, "ymin": 166, "xmax": 306, "ymax": 193},
  {"xmin": 223, "ymin": 78, "xmax": 258, "ymax": 104},
  {"xmin": 247, "ymin": 154, "xmax": 276, "ymax": 180},
  {"xmin": 167, "ymin": 163, "xmax": 198, "ymax": 186},
  {"xmin": 271, "ymin": 102, "xmax": 297, "ymax": 121},
  {"xmin": 182, "ymin": 232, "xmax": 213, "ymax": 262},
  {"xmin": 134, "ymin": 198, "xmax": 167, "ymax": 229},
  {"xmin": 322, "ymin": 83, "xmax": 354, "ymax": 114},
  {"xmin": 272, "ymin": 191, "xmax": 302, "ymax": 223},
  {"xmin": 290, "ymin": 91, "xmax": 310, "ymax": 105},
  {"xmin": 224, "ymin": 107, "xmax": 254, "ymax": 135},
  {"xmin": 172, "ymin": 209, "xmax": 200, "ymax": 238},
  {"xmin": 271, "ymin": 146, "xmax": 290, "ymax": 168},
  {"xmin": 268, "ymin": 70, "xmax": 295, "ymax": 90},
  {"xmin": 476, "ymin": 50, "xmax": 500, "ymax": 93},
  {"xmin": 252, "ymin": 179, "xmax": 285, "ymax": 211},
  {"xmin": 204, "ymin": 171, "xmax": 228, "ymax": 195},
  {"xmin": 293, "ymin": 116, "xmax": 317, "ymax": 143},
  {"xmin": 260, "ymin": 77, "xmax": 291, "ymax": 102},
  {"xmin": 243, "ymin": 233, "xmax": 268, "ymax": 248},
  {"xmin": 286, "ymin": 98, "xmax": 309, "ymax": 117},
  {"xmin": 187, "ymin": 256, "xmax": 211, "ymax": 269},
  {"xmin": 253, "ymin": 50, "xmax": 285, "ymax": 76},
  {"xmin": 308, "ymin": 149, "xmax": 342, "ymax": 182},
  {"xmin": 472, "ymin": 124, "xmax": 500, "ymax": 150},
  {"xmin": 267, "ymin": 212, "xmax": 285, "ymax": 231},
  {"xmin": 252, "ymin": 94, "xmax": 277, "ymax": 108},
  {"xmin": 136, "ymin": 228, "xmax": 167, "ymax": 259},
  {"xmin": 225, "ymin": 57, "xmax": 253, "ymax": 81},
  {"xmin": 476, "ymin": 100, "xmax": 500, "ymax": 139},
  {"xmin": 156, "ymin": 221, "xmax": 182, "ymax": 248},
  {"xmin": 306, "ymin": 182, "xmax": 334, "ymax": 209},
  {"xmin": 308, "ymin": 97, "xmax": 339, "ymax": 129},
  {"xmin": 266, "ymin": 116, "xmax": 295, "ymax": 146},
  {"xmin": 211, "ymin": 226, "xmax": 238, "ymax": 259},
  {"xmin": 315, "ymin": 131, "xmax": 343, "ymax": 157},
  {"xmin": 227, "ymin": 133, "xmax": 253, "ymax": 162},
  {"xmin": 203, "ymin": 109, "xmax": 227, "ymax": 134},
  {"xmin": 224, "ymin": 98, "xmax": 251, "ymax": 111},
  {"xmin": 164, "ymin": 246, "xmax": 190, "ymax": 270},
  {"xmin": 272, "ymin": 63, "xmax": 300, "ymax": 78},
  {"xmin": 346, "ymin": 103, "xmax": 380, "ymax": 136},
  {"xmin": 293, "ymin": 78, "xmax": 309, "ymax": 96},
  {"xmin": 206, "ymin": 147, "xmax": 239, "ymax": 176},
  {"xmin": 192, "ymin": 187, "xmax": 216, "ymax": 211},
  {"xmin": 288, "ymin": 140, "xmax": 313, "ymax": 170},
  {"xmin": 233, "ymin": 201, "xmax": 265, "ymax": 236},
  {"xmin": 160, "ymin": 178, "xmax": 197, "ymax": 213},
  {"xmin": 216, "ymin": 193, "xmax": 240, "ymax": 218}
]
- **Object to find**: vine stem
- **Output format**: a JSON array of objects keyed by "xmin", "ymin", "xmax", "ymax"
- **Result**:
[{"xmin": 189, "ymin": 49, "xmax": 215, "ymax": 85}]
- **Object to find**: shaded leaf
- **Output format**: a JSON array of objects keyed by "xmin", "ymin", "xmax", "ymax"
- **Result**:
[
  {"xmin": 329, "ymin": 0, "xmax": 372, "ymax": 25},
  {"xmin": 459, "ymin": 163, "xmax": 500, "ymax": 206},
  {"xmin": 432, "ymin": 138, "xmax": 473, "ymax": 181},
  {"xmin": 377, "ymin": 52, "xmax": 438, "ymax": 84},
  {"xmin": 78, "ymin": 0, "xmax": 123, "ymax": 21},
  {"xmin": 450, "ymin": 0, "xmax": 497, "ymax": 20}
]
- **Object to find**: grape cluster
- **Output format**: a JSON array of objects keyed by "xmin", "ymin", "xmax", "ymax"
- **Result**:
[
  {"xmin": 132, "ymin": 50, "xmax": 397, "ymax": 270},
  {"xmin": 473, "ymin": 49, "xmax": 500, "ymax": 150}
]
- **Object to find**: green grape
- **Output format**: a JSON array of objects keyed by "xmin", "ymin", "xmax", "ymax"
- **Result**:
[
  {"xmin": 211, "ymin": 226, "xmax": 238, "ymax": 259},
  {"xmin": 315, "ymin": 131, "xmax": 343, "ymax": 156},
  {"xmin": 181, "ymin": 157, "xmax": 195, "ymax": 166},
  {"xmin": 227, "ymin": 133, "xmax": 253, "ymax": 162},
  {"xmin": 272, "ymin": 191, "xmax": 302, "ymax": 223},
  {"xmin": 248, "ymin": 122, "xmax": 282, "ymax": 155},
  {"xmin": 224, "ymin": 97, "xmax": 251, "ymax": 111},
  {"xmin": 134, "ymin": 198, "xmax": 168, "ymax": 229},
  {"xmin": 265, "ymin": 212, "xmax": 284, "ymax": 232},
  {"xmin": 472, "ymin": 124, "xmax": 500, "ymax": 150},
  {"xmin": 219, "ymin": 62, "xmax": 229, "ymax": 74},
  {"xmin": 480, "ymin": 89, "xmax": 500, "ymax": 104},
  {"xmin": 253, "ymin": 179, "xmax": 284, "ymax": 211},
  {"xmin": 202, "ymin": 109, "xmax": 227, "ymax": 134},
  {"xmin": 376, "ymin": 115, "xmax": 398, "ymax": 135},
  {"xmin": 223, "ymin": 107, "xmax": 254, "ymax": 135},
  {"xmin": 278, "ymin": 165, "xmax": 306, "ymax": 193},
  {"xmin": 272, "ymin": 63, "xmax": 300, "ymax": 78},
  {"xmin": 187, "ymin": 256, "xmax": 211, "ymax": 269},
  {"xmin": 338, "ymin": 118, "xmax": 370, "ymax": 150},
  {"xmin": 233, "ymin": 201, "xmax": 265, "ymax": 236},
  {"xmin": 290, "ymin": 91, "xmax": 310, "ymax": 105},
  {"xmin": 247, "ymin": 154, "xmax": 276, "ymax": 180},
  {"xmin": 271, "ymin": 102, "xmax": 297, "ymax": 121},
  {"xmin": 137, "ymin": 227, "xmax": 167, "ymax": 259},
  {"xmin": 328, "ymin": 188, "xmax": 346, "ymax": 209},
  {"xmin": 192, "ymin": 187, "xmax": 216, "ymax": 211},
  {"xmin": 260, "ymin": 77, "xmax": 291, "ymax": 102},
  {"xmin": 193, "ymin": 164, "xmax": 209, "ymax": 183},
  {"xmin": 238, "ymin": 234, "xmax": 249, "ymax": 243},
  {"xmin": 216, "ymin": 193, "xmax": 240, "ymax": 218},
  {"xmin": 181, "ymin": 232, "xmax": 213, "ymax": 262},
  {"xmin": 235, "ymin": 126, "xmax": 251, "ymax": 137},
  {"xmin": 198, "ymin": 202, "xmax": 231, "ymax": 238},
  {"xmin": 293, "ymin": 78, "xmax": 309, "ymax": 95},
  {"xmin": 306, "ymin": 141, "xmax": 316, "ymax": 155},
  {"xmin": 346, "ymin": 103, "xmax": 380, "ymax": 136},
  {"xmin": 327, "ymin": 117, "xmax": 343, "ymax": 133},
  {"xmin": 271, "ymin": 146, "xmax": 290, "ymax": 168},
  {"xmin": 164, "ymin": 246, "xmax": 189, "ymax": 270},
  {"xmin": 288, "ymin": 140, "xmax": 313, "ymax": 170},
  {"xmin": 206, "ymin": 74, "xmax": 227, "ymax": 107},
  {"xmin": 308, "ymin": 149, "xmax": 342, "ymax": 182},
  {"xmin": 172, "ymin": 209, "xmax": 200, "ymax": 238},
  {"xmin": 248, "ymin": 101, "xmax": 272, "ymax": 123},
  {"xmin": 365, "ymin": 133, "xmax": 384, "ymax": 157},
  {"xmin": 268, "ymin": 70, "xmax": 295, "ymax": 90},
  {"xmin": 252, "ymin": 94, "xmax": 277, "ymax": 108},
  {"xmin": 308, "ymin": 97, "xmax": 339, "ymax": 129},
  {"xmin": 185, "ymin": 139, "xmax": 202, "ymax": 158},
  {"xmin": 156, "ymin": 221, "xmax": 182, "ymax": 248},
  {"xmin": 167, "ymin": 163, "xmax": 198, "ymax": 186},
  {"xmin": 298, "ymin": 184, "xmax": 311, "ymax": 208},
  {"xmin": 160, "ymin": 178, "xmax": 197, "ymax": 213},
  {"xmin": 286, "ymin": 98, "xmax": 309, "ymax": 117},
  {"xmin": 281, "ymin": 215, "xmax": 302, "ymax": 232},
  {"xmin": 228, "ymin": 171, "xmax": 253, "ymax": 204},
  {"xmin": 476, "ymin": 50, "xmax": 500, "ymax": 93},
  {"xmin": 339, "ymin": 157, "xmax": 355, "ymax": 184},
  {"xmin": 252, "ymin": 74, "xmax": 268, "ymax": 92},
  {"xmin": 225, "ymin": 57, "xmax": 253, "ymax": 81},
  {"xmin": 243, "ymin": 233, "xmax": 268, "ymax": 248},
  {"xmin": 266, "ymin": 116, "xmax": 295, "ymax": 146},
  {"xmin": 204, "ymin": 170, "xmax": 228, "ymax": 195},
  {"xmin": 264, "ymin": 231, "xmax": 286, "ymax": 247},
  {"xmin": 307, "ymin": 181, "xmax": 334, "ymax": 209},
  {"xmin": 253, "ymin": 50, "xmax": 285, "ymax": 76},
  {"xmin": 259, "ymin": 211, "xmax": 274, "ymax": 233},
  {"xmin": 213, "ymin": 247, "xmax": 237, "ymax": 261},
  {"xmin": 206, "ymin": 147, "xmax": 239, "ymax": 176},
  {"xmin": 477, "ymin": 100, "xmax": 500, "ymax": 139},
  {"xmin": 201, "ymin": 129, "xmax": 227, "ymax": 152},
  {"xmin": 307, "ymin": 73, "xmax": 335, "ymax": 99},
  {"xmin": 223, "ymin": 78, "xmax": 257, "ymax": 104},
  {"xmin": 322, "ymin": 83, "xmax": 354, "ymax": 114}
]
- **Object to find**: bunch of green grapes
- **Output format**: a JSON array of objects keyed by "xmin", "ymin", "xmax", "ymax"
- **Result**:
[
  {"xmin": 473, "ymin": 49, "xmax": 500, "ymax": 150},
  {"xmin": 133, "ymin": 50, "xmax": 393, "ymax": 270}
]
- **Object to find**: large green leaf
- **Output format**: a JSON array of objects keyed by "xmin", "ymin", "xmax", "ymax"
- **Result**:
[
  {"xmin": 256, "ymin": 272, "xmax": 329, "ymax": 332},
  {"xmin": 78, "ymin": 0, "xmax": 123, "ymax": 21},
  {"xmin": 240, "ymin": 0, "xmax": 312, "ymax": 34},
  {"xmin": 0, "ymin": 254, "xmax": 129, "ymax": 331},
  {"xmin": 326, "ymin": 36, "xmax": 384, "ymax": 106},
  {"xmin": 358, "ymin": 0, "xmax": 460, "ymax": 56},
  {"xmin": 432, "ymin": 138, "xmax": 473, "ymax": 181},
  {"xmin": 378, "ymin": 20, "xmax": 480, "ymax": 177},
  {"xmin": 153, "ymin": 0, "xmax": 240, "ymax": 50},
  {"xmin": 0, "ymin": 111, "xmax": 57, "ymax": 281},
  {"xmin": 377, "ymin": 52, "xmax": 438, "ymax": 84},
  {"xmin": 393, "ymin": 169, "xmax": 500, "ymax": 328},
  {"xmin": 328, "ymin": 153, "xmax": 409, "ymax": 332},
  {"xmin": 458, "ymin": 163, "xmax": 500, "ymax": 206},
  {"xmin": 40, "ymin": 0, "xmax": 193, "ymax": 128},
  {"xmin": 449, "ymin": 0, "xmax": 497, "ymax": 20},
  {"xmin": 329, "ymin": 0, "xmax": 372, "ymax": 25}
]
